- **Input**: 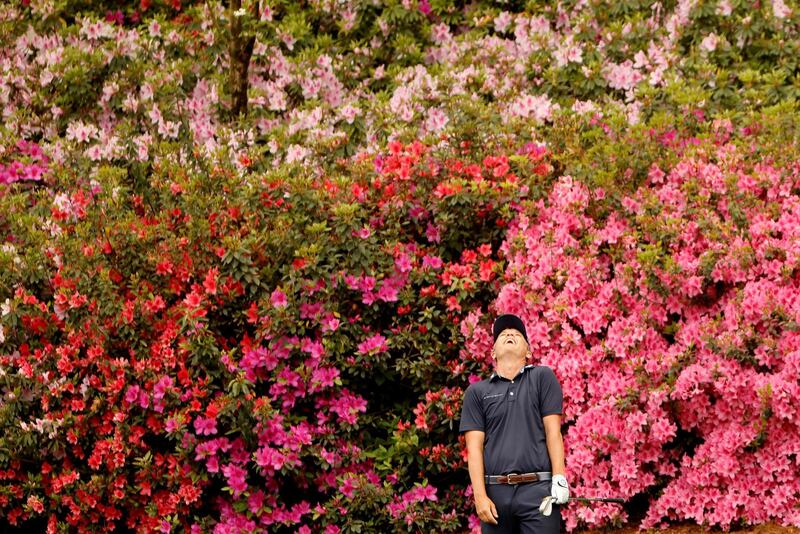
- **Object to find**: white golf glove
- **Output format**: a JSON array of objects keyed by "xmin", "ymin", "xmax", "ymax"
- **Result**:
[{"xmin": 551, "ymin": 474, "xmax": 569, "ymax": 504}]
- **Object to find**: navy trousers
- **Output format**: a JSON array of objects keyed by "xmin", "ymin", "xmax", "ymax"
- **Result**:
[{"xmin": 481, "ymin": 480, "xmax": 561, "ymax": 534}]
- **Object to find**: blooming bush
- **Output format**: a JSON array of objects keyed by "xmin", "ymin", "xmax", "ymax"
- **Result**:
[
  {"xmin": 0, "ymin": 135, "xmax": 540, "ymax": 531},
  {"xmin": 461, "ymin": 109, "xmax": 800, "ymax": 530},
  {"xmin": 1, "ymin": 0, "xmax": 799, "ymax": 532}
]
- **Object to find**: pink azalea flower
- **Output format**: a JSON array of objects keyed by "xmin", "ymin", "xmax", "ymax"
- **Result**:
[
  {"xmin": 221, "ymin": 463, "xmax": 248, "ymax": 496},
  {"xmin": 494, "ymin": 11, "xmax": 513, "ymax": 33},
  {"xmin": 194, "ymin": 416, "xmax": 218, "ymax": 436},
  {"xmin": 357, "ymin": 334, "xmax": 388, "ymax": 354},
  {"xmin": 270, "ymin": 289, "xmax": 288, "ymax": 308},
  {"xmin": 352, "ymin": 227, "xmax": 371, "ymax": 239},
  {"xmin": 700, "ymin": 33, "xmax": 719, "ymax": 53},
  {"xmin": 339, "ymin": 475, "xmax": 358, "ymax": 498}
]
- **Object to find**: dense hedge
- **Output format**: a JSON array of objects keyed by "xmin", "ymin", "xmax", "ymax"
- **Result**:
[{"xmin": 1, "ymin": 0, "xmax": 799, "ymax": 532}]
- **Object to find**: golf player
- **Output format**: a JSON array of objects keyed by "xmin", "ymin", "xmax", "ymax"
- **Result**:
[{"xmin": 459, "ymin": 313, "xmax": 569, "ymax": 533}]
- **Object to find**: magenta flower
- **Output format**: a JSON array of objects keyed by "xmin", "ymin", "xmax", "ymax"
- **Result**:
[
  {"xmin": 417, "ymin": 0, "xmax": 431, "ymax": 15},
  {"xmin": 357, "ymin": 334, "xmax": 388, "ymax": 354},
  {"xmin": 376, "ymin": 282, "xmax": 399, "ymax": 303},
  {"xmin": 165, "ymin": 417, "xmax": 181, "ymax": 433},
  {"xmin": 352, "ymin": 228, "xmax": 371, "ymax": 243},
  {"xmin": 193, "ymin": 416, "xmax": 218, "ymax": 436},
  {"xmin": 310, "ymin": 367, "xmax": 340, "ymax": 392},
  {"xmin": 255, "ymin": 445, "xmax": 286, "ymax": 472},
  {"xmin": 425, "ymin": 222, "xmax": 441, "ymax": 243},
  {"xmin": 270, "ymin": 288, "xmax": 288, "ymax": 308},
  {"xmin": 247, "ymin": 489, "xmax": 265, "ymax": 514},
  {"xmin": 422, "ymin": 255, "xmax": 443, "ymax": 269},
  {"xmin": 221, "ymin": 463, "xmax": 248, "ymax": 496},
  {"xmin": 124, "ymin": 385, "xmax": 141, "ymax": 404},
  {"xmin": 339, "ymin": 475, "xmax": 358, "ymax": 498},
  {"xmin": 394, "ymin": 253, "xmax": 412, "ymax": 273},
  {"xmin": 321, "ymin": 313, "xmax": 341, "ymax": 332}
]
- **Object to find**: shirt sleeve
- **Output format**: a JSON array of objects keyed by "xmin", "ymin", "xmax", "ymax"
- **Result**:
[
  {"xmin": 458, "ymin": 385, "xmax": 485, "ymax": 433},
  {"xmin": 538, "ymin": 366, "xmax": 563, "ymax": 417}
]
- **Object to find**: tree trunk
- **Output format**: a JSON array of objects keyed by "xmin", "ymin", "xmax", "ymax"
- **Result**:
[{"xmin": 229, "ymin": 0, "xmax": 258, "ymax": 118}]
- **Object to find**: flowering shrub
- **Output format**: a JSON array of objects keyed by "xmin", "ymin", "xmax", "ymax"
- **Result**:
[
  {"xmin": 0, "ymin": 135, "xmax": 538, "ymax": 531},
  {"xmin": 460, "ymin": 111, "xmax": 800, "ymax": 530},
  {"xmin": 1, "ymin": 0, "xmax": 799, "ymax": 532}
]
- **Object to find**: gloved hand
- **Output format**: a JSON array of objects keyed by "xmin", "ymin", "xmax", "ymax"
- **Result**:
[{"xmin": 551, "ymin": 474, "xmax": 569, "ymax": 505}]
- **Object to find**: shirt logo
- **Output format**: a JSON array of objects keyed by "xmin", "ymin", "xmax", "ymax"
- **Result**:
[{"xmin": 482, "ymin": 393, "xmax": 505, "ymax": 400}]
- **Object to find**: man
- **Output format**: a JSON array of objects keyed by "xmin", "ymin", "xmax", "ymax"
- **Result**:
[{"xmin": 459, "ymin": 313, "xmax": 569, "ymax": 533}]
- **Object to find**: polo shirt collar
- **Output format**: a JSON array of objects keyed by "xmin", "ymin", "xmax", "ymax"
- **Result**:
[{"xmin": 489, "ymin": 364, "xmax": 534, "ymax": 382}]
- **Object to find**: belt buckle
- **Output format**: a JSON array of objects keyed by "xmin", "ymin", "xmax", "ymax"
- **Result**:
[{"xmin": 506, "ymin": 472, "xmax": 520, "ymax": 485}]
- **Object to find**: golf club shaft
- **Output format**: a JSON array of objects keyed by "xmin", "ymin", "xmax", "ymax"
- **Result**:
[{"xmin": 570, "ymin": 497, "xmax": 624, "ymax": 503}]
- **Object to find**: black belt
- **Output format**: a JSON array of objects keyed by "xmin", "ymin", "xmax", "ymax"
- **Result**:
[{"xmin": 485, "ymin": 472, "xmax": 552, "ymax": 485}]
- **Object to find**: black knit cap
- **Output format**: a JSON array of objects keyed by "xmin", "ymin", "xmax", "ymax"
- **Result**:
[{"xmin": 492, "ymin": 313, "xmax": 529, "ymax": 346}]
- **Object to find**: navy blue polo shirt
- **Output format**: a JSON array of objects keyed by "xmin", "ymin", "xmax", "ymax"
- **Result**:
[{"xmin": 459, "ymin": 364, "xmax": 563, "ymax": 476}]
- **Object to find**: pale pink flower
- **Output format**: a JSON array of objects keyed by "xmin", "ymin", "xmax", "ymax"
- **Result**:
[
  {"xmin": 494, "ymin": 12, "xmax": 513, "ymax": 33},
  {"xmin": 158, "ymin": 120, "xmax": 180, "ymax": 139},
  {"xmin": 285, "ymin": 144, "xmax": 309, "ymax": 164},
  {"xmin": 338, "ymin": 103, "xmax": 360, "ymax": 124},
  {"xmin": 84, "ymin": 145, "xmax": 103, "ymax": 161},
  {"xmin": 571, "ymin": 100, "xmax": 598, "ymax": 114},
  {"xmin": 716, "ymin": 0, "xmax": 733, "ymax": 15},
  {"xmin": 279, "ymin": 31, "xmax": 295, "ymax": 50},
  {"xmin": 424, "ymin": 107, "xmax": 449, "ymax": 133},
  {"xmin": 772, "ymin": 0, "xmax": 792, "ymax": 18},
  {"xmin": 340, "ymin": 10, "xmax": 356, "ymax": 31},
  {"xmin": 431, "ymin": 23, "xmax": 450, "ymax": 44},
  {"xmin": 700, "ymin": 33, "xmax": 719, "ymax": 53},
  {"xmin": 148, "ymin": 20, "xmax": 161, "ymax": 37},
  {"xmin": 604, "ymin": 60, "xmax": 643, "ymax": 91},
  {"xmin": 65, "ymin": 121, "xmax": 99, "ymax": 143},
  {"xmin": 553, "ymin": 38, "xmax": 583, "ymax": 67},
  {"xmin": 508, "ymin": 93, "xmax": 558, "ymax": 123}
]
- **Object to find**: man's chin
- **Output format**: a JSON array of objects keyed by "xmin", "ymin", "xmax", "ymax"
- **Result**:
[{"xmin": 496, "ymin": 351, "xmax": 524, "ymax": 360}]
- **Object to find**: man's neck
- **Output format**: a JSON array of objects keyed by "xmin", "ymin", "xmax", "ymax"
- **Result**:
[{"xmin": 495, "ymin": 358, "xmax": 528, "ymax": 380}]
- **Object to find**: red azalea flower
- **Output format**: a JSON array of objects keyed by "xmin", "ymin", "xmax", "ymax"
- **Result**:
[
  {"xmin": 203, "ymin": 268, "xmax": 218, "ymax": 295},
  {"xmin": 420, "ymin": 285, "xmax": 437, "ymax": 297}
]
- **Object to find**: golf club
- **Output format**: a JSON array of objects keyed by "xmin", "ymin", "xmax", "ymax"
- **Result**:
[{"xmin": 539, "ymin": 495, "xmax": 625, "ymax": 516}]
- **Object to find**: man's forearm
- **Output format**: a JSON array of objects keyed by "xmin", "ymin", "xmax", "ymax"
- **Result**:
[
  {"xmin": 467, "ymin": 448, "xmax": 488, "ymax": 499},
  {"xmin": 546, "ymin": 431, "xmax": 565, "ymax": 476}
]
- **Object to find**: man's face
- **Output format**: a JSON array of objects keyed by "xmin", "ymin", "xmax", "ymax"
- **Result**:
[{"xmin": 492, "ymin": 328, "xmax": 529, "ymax": 361}]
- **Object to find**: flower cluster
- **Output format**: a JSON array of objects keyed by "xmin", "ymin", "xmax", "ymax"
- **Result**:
[{"xmin": 0, "ymin": 141, "xmax": 48, "ymax": 186}]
